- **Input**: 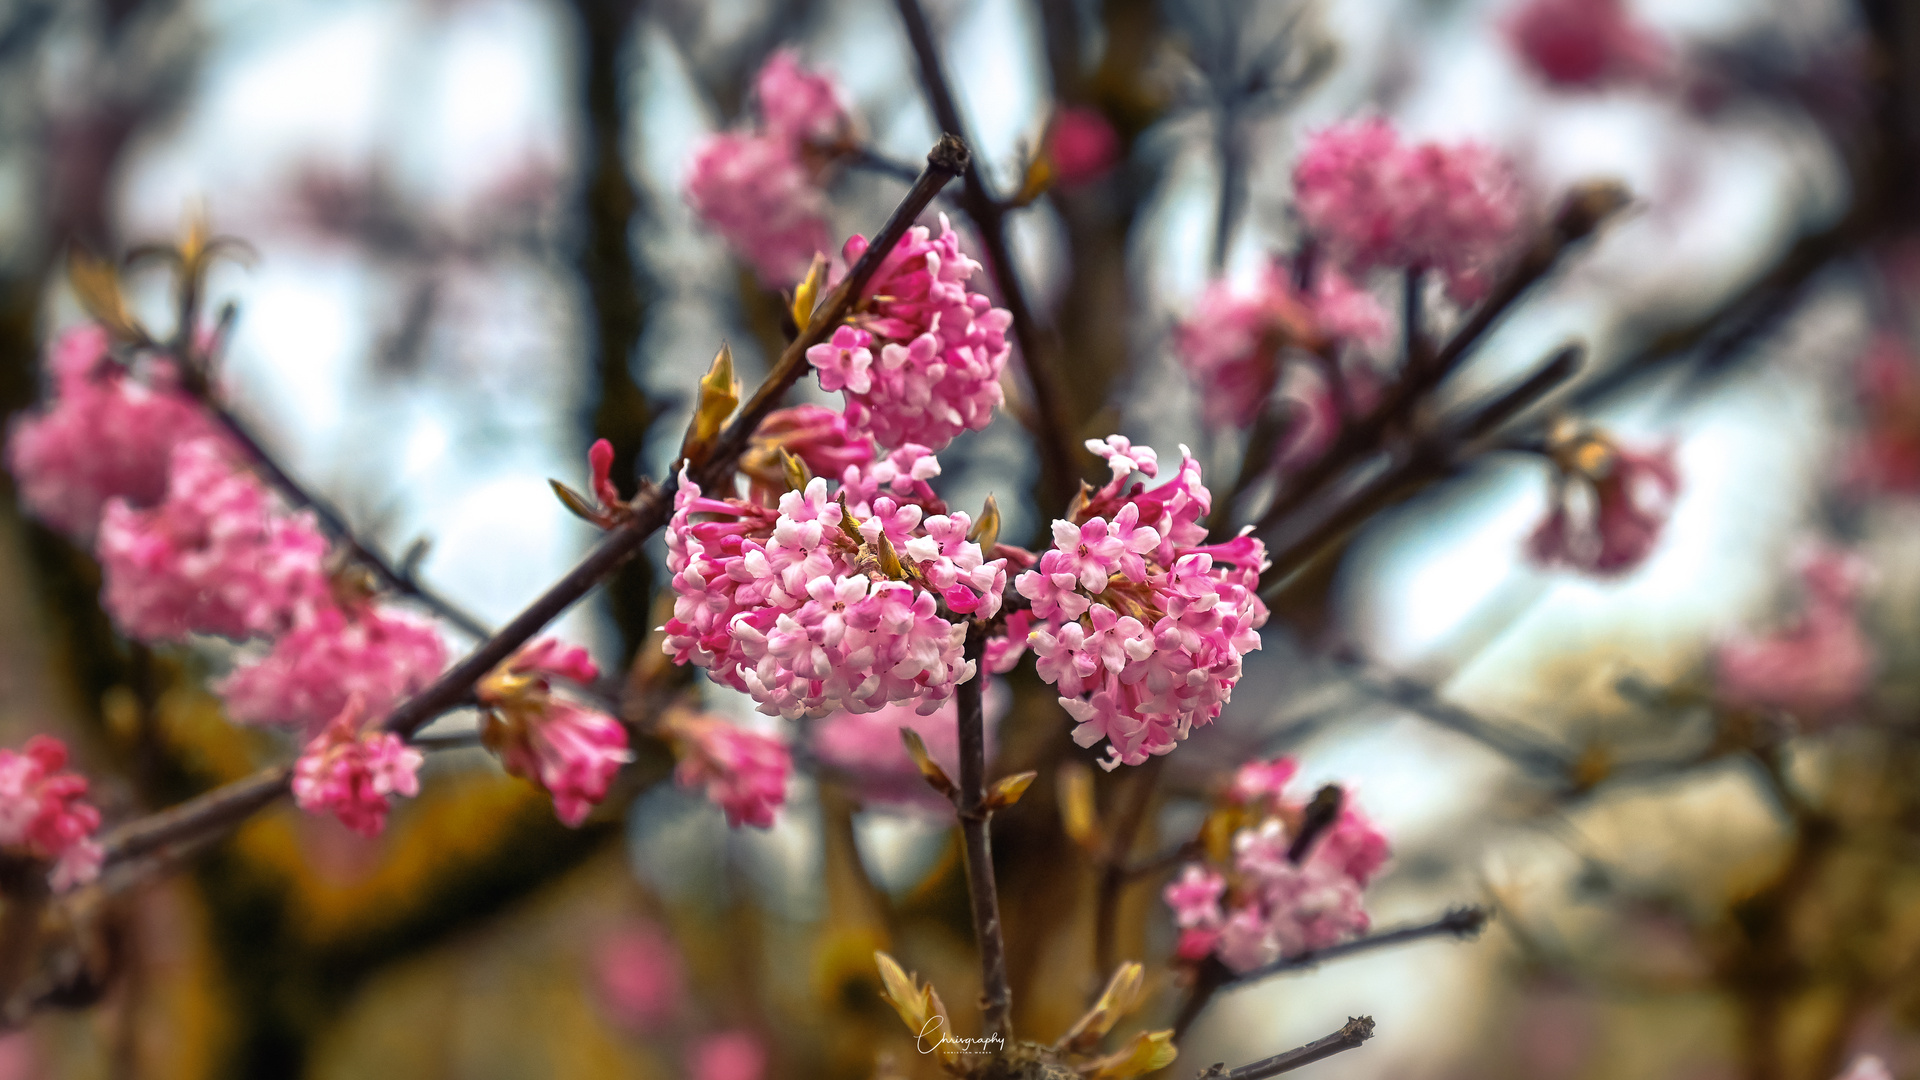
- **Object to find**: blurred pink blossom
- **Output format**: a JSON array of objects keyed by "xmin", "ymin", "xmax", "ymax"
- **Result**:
[
  {"xmin": 1528, "ymin": 434, "xmax": 1680, "ymax": 577},
  {"xmin": 1504, "ymin": 0, "xmax": 1671, "ymax": 90},
  {"xmin": 690, "ymin": 1031, "xmax": 766, "ymax": 1080},
  {"xmin": 4, "ymin": 325, "xmax": 219, "ymax": 541},
  {"xmin": 1835, "ymin": 1056, "xmax": 1893, "ymax": 1080},
  {"xmin": 0, "ymin": 735, "xmax": 103, "ymax": 893},
  {"xmin": 755, "ymin": 49, "xmax": 851, "ymax": 149},
  {"xmin": 478, "ymin": 640, "xmax": 633, "ymax": 827},
  {"xmin": 96, "ymin": 438, "xmax": 330, "ymax": 642},
  {"xmin": 684, "ymin": 132, "xmax": 833, "ymax": 288},
  {"xmin": 669, "ymin": 713, "xmax": 791, "ymax": 828},
  {"xmin": 291, "ymin": 694, "xmax": 424, "ymax": 837},
  {"xmin": 809, "ymin": 680, "xmax": 1005, "ymax": 811},
  {"xmin": 1294, "ymin": 119, "xmax": 1527, "ymax": 302},
  {"xmin": 1717, "ymin": 547, "xmax": 1875, "ymax": 719},
  {"xmin": 595, "ymin": 920, "xmax": 684, "ymax": 1031},
  {"xmin": 219, "ymin": 603, "xmax": 447, "ymax": 733},
  {"xmin": 1047, "ymin": 106, "xmax": 1120, "ymax": 187}
]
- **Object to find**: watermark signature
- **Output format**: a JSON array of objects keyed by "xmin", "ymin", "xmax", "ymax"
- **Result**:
[{"xmin": 918, "ymin": 1015, "xmax": 1005, "ymax": 1057}]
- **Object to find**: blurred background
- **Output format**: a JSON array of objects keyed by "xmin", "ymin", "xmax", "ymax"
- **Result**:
[{"xmin": 2, "ymin": 0, "xmax": 1918, "ymax": 1077}]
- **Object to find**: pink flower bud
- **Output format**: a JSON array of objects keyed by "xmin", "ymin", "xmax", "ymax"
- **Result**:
[{"xmin": 291, "ymin": 695, "xmax": 424, "ymax": 837}]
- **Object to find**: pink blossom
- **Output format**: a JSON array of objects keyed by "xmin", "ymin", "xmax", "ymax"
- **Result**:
[
  {"xmin": 0, "ymin": 735, "xmax": 103, "ymax": 893},
  {"xmin": 595, "ymin": 920, "xmax": 684, "ymax": 1031},
  {"xmin": 1834, "ymin": 1057, "xmax": 1893, "ymax": 1080},
  {"xmin": 478, "ymin": 641, "xmax": 633, "ymax": 827},
  {"xmin": 588, "ymin": 438, "xmax": 620, "ymax": 510},
  {"xmin": 1504, "ymin": 0, "xmax": 1670, "ymax": 90},
  {"xmin": 1294, "ymin": 120, "xmax": 1527, "ymax": 302},
  {"xmin": 814, "ymin": 217, "xmax": 1012, "ymax": 450},
  {"xmin": 661, "ymin": 464, "xmax": 1002, "ymax": 720},
  {"xmin": 219, "ymin": 603, "xmax": 447, "ymax": 732},
  {"xmin": 291, "ymin": 695, "xmax": 424, "ymax": 837},
  {"xmin": 1048, "ymin": 106, "xmax": 1120, "ymax": 188},
  {"xmin": 685, "ymin": 132, "xmax": 832, "ymax": 288},
  {"xmin": 669, "ymin": 712, "xmax": 792, "ymax": 828},
  {"xmin": 691, "ymin": 1031, "xmax": 766, "ymax": 1080},
  {"xmin": 1717, "ymin": 548, "xmax": 1874, "ymax": 719},
  {"xmin": 1527, "ymin": 432, "xmax": 1681, "ymax": 577},
  {"xmin": 743, "ymin": 404, "xmax": 875, "ymax": 503},
  {"xmin": 4, "ymin": 325, "xmax": 220, "ymax": 541},
  {"xmin": 755, "ymin": 50, "xmax": 850, "ymax": 149},
  {"xmin": 1175, "ymin": 263, "xmax": 1387, "ymax": 429},
  {"xmin": 1165, "ymin": 765, "xmax": 1390, "ymax": 973},
  {"xmin": 1017, "ymin": 439, "xmax": 1267, "ymax": 769},
  {"xmin": 96, "ymin": 437, "xmax": 330, "ymax": 642}
]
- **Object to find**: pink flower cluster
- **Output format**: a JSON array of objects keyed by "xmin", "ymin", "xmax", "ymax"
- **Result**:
[
  {"xmin": 1175, "ymin": 262, "xmax": 1386, "ymax": 430},
  {"xmin": 0, "ymin": 736, "xmax": 103, "ymax": 893},
  {"xmin": 97, "ymin": 437, "xmax": 331, "ymax": 642},
  {"xmin": 220, "ymin": 603, "xmax": 447, "ymax": 733},
  {"xmin": 740, "ymin": 405, "xmax": 874, "ymax": 504},
  {"xmin": 807, "ymin": 217, "xmax": 1012, "ymax": 451},
  {"xmin": 1293, "ymin": 119, "xmax": 1527, "ymax": 302},
  {"xmin": 4, "ymin": 326, "xmax": 218, "ymax": 541},
  {"xmin": 668, "ymin": 712, "xmax": 792, "ymax": 828},
  {"xmin": 1015, "ymin": 437, "xmax": 1269, "ymax": 769},
  {"xmin": 1527, "ymin": 431, "xmax": 1681, "ymax": 577},
  {"xmin": 1717, "ymin": 547, "xmax": 1874, "ymax": 720},
  {"xmin": 684, "ymin": 50, "xmax": 851, "ymax": 287},
  {"xmin": 1504, "ymin": 0, "xmax": 1670, "ymax": 90},
  {"xmin": 291, "ymin": 694, "xmax": 424, "ymax": 837},
  {"xmin": 662, "ymin": 442, "xmax": 1005, "ymax": 720},
  {"xmin": 1164, "ymin": 758, "xmax": 1389, "ymax": 973},
  {"xmin": 477, "ymin": 641, "xmax": 633, "ymax": 827}
]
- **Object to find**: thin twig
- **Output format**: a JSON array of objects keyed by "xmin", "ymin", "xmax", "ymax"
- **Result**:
[
  {"xmin": 891, "ymin": 0, "xmax": 1080, "ymax": 512},
  {"xmin": 1092, "ymin": 755, "xmax": 1164, "ymax": 982},
  {"xmin": 1219, "ymin": 906, "xmax": 1491, "ymax": 989},
  {"xmin": 86, "ymin": 140, "xmax": 970, "ymax": 882},
  {"xmin": 1200, "ymin": 1016, "xmax": 1376, "ymax": 1079},
  {"xmin": 951, "ymin": 621, "xmax": 1013, "ymax": 1039}
]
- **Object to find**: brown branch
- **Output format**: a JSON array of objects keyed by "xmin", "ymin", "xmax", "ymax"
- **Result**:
[
  {"xmin": 86, "ymin": 139, "xmax": 970, "ymax": 880},
  {"xmin": 1092, "ymin": 755, "xmax": 1164, "ymax": 982},
  {"xmin": 1199, "ymin": 1016, "xmax": 1376, "ymax": 1079},
  {"xmin": 951, "ymin": 621, "xmax": 1013, "ymax": 1039},
  {"xmin": 891, "ymin": 0, "xmax": 1080, "ymax": 513}
]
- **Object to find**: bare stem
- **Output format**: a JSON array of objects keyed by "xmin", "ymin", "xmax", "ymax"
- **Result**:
[
  {"xmin": 86, "ymin": 141, "xmax": 969, "ymax": 881},
  {"xmin": 1219, "ymin": 906, "xmax": 1491, "ymax": 989},
  {"xmin": 1201, "ymin": 1016, "xmax": 1376, "ymax": 1079},
  {"xmin": 952, "ymin": 621, "xmax": 1012, "ymax": 1039},
  {"xmin": 891, "ymin": 0, "xmax": 1079, "ymax": 512},
  {"xmin": 1093, "ymin": 755, "xmax": 1164, "ymax": 983}
]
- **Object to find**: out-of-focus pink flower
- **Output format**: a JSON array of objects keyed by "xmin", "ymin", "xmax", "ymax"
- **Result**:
[
  {"xmin": 1294, "ymin": 120, "xmax": 1527, "ymax": 302},
  {"xmin": 1048, "ymin": 106, "xmax": 1120, "ymax": 188},
  {"xmin": 0, "ymin": 735, "xmax": 103, "ymax": 893},
  {"xmin": 755, "ymin": 49, "xmax": 851, "ymax": 149},
  {"xmin": 685, "ymin": 51, "xmax": 853, "ymax": 288},
  {"xmin": 811, "ymin": 217, "xmax": 1011, "ymax": 450},
  {"xmin": 1717, "ymin": 547, "xmax": 1874, "ymax": 719},
  {"xmin": 1175, "ymin": 264, "xmax": 1386, "ymax": 430},
  {"xmin": 690, "ymin": 1031, "xmax": 766, "ymax": 1080},
  {"xmin": 478, "ymin": 640, "xmax": 632, "ymax": 827},
  {"xmin": 4, "ymin": 325, "xmax": 219, "ymax": 541},
  {"xmin": 1527, "ymin": 425, "xmax": 1680, "ymax": 577},
  {"xmin": 96, "ymin": 438, "xmax": 329, "ymax": 642},
  {"xmin": 1834, "ymin": 1056, "xmax": 1894, "ymax": 1080},
  {"xmin": 685, "ymin": 133, "xmax": 833, "ymax": 288},
  {"xmin": 1504, "ymin": 0, "xmax": 1670, "ymax": 90},
  {"xmin": 668, "ymin": 712, "xmax": 791, "ymax": 828},
  {"xmin": 291, "ymin": 695, "xmax": 423, "ymax": 837},
  {"xmin": 1165, "ymin": 760, "xmax": 1389, "ymax": 973},
  {"xmin": 1845, "ymin": 333, "xmax": 1920, "ymax": 495},
  {"xmin": 661, "ymin": 463, "xmax": 1001, "ymax": 720},
  {"xmin": 219, "ymin": 603, "xmax": 446, "ymax": 733},
  {"xmin": 595, "ymin": 920, "xmax": 684, "ymax": 1031},
  {"xmin": 1017, "ymin": 439, "xmax": 1267, "ymax": 769},
  {"xmin": 809, "ymin": 681, "xmax": 1005, "ymax": 810}
]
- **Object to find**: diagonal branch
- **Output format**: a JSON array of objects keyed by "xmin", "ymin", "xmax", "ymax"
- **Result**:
[
  {"xmin": 1200, "ymin": 1016, "xmax": 1376, "ymax": 1079},
  {"xmin": 89, "ymin": 139, "xmax": 970, "ymax": 882},
  {"xmin": 1219, "ymin": 906, "xmax": 1491, "ymax": 989}
]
